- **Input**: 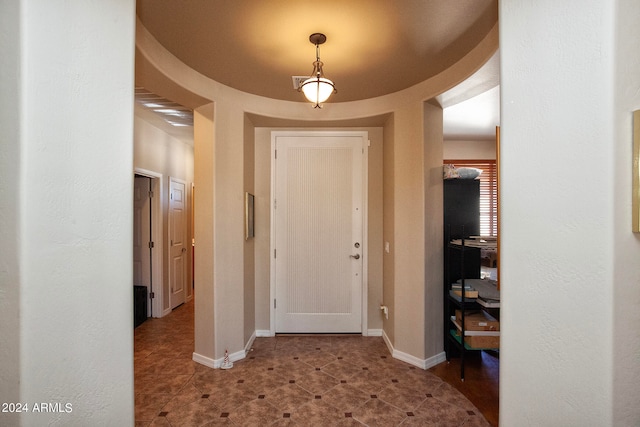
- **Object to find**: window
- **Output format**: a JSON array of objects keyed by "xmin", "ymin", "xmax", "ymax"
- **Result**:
[{"xmin": 444, "ymin": 160, "xmax": 497, "ymax": 237}]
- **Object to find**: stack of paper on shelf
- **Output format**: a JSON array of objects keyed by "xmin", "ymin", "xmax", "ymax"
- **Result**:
[
  {"xmin": 449, "ymin": 236, "xmax": 497, "ymax": 250},
  {"xmin": 449, "ymin": 290, "xmax": 476, "ymax": 302},
  {"xmin": 457, "ymin": 278, "xmax": 500, "ymax": 308}
]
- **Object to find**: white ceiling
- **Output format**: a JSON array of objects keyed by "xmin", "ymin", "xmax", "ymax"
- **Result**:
[{"xmin": 443, "ymin": 85, "xmax": 500, "ymax": 140}]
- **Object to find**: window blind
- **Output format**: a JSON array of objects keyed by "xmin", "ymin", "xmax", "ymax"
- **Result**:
[{"xmin": 444, "ymin": 160, "xmax": 497, "ymax": 237}]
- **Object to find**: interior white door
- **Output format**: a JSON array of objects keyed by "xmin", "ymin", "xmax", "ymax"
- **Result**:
[
  {"xmin": 169, "ymin": 177, "xmax": 187, "ymax": 309},
  {"xmin": 133, "ymin": 176, "xmax": 152, "ymax": 314},
  {"xmin": 274, "ymin": 132, "xmax": 364, "ymax": 333}
]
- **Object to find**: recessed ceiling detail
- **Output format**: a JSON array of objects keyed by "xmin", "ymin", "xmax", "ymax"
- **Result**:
[
  {"xmin": 135, "ymin": 87, "xmax": 193, "ymax": 128},
  {"xmin": 136, "ymin": 0, "xmax": 498, "ymax": 103}
]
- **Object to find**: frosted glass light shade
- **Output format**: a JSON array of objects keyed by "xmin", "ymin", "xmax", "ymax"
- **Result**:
[{"xmin": 300, "ymin": 77, "xmax": 335, "ymax": 104}]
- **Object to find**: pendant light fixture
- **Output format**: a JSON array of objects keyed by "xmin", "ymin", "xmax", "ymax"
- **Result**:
[{"xmin": 298, "ymin": 33, "xmax": 336, "ymax": 108}]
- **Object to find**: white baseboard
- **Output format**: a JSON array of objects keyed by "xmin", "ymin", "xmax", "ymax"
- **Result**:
[
  {"xmin": 382, "ymin": 329, "xmax": 394, "ymax": 355},
  {"xmin": 192, "ymin": 348, "xmax": 247, "ymax": 369},
  {"xmin": 193, "ymin": 329, "xmax": 445, "ymax": 371},
  {"xmin": 423, "ymin": 351, "xmax": 447, "ymax": 369},
  {"xmin": 381, "ymin": 330, "xmax": 446, "ymax": 370},
  {"xmin": 245, "ymin": 331, "xmax": 256, "ymax": 353},
  {"xmin": 192, "ymin": 332, "xmax": 259, "ymax": 369},
  {"xmin": 192, "ymin": 352, "xmax": 216, "ymax": 368}
]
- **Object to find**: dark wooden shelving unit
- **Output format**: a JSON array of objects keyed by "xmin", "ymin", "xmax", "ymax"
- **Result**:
[{"xmin": 443, "ymin": 179, "xmax": 499, "ymax": 381}]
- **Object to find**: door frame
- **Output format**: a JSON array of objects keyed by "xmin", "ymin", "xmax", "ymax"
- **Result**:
[
  {"xmin": 269, "ymin": 130, "xmax": 369, "ymax": 336},
  {"xmin": 134, "ymin": 168, "xmax": 165, "ymax": 318}
]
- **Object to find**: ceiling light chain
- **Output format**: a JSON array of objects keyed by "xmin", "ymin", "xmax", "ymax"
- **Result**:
[{"xmin": 298, "ymin": 33, "xmax": 336, "ymax": 108}]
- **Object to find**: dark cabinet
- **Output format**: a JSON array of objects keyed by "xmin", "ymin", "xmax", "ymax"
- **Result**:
[
  {"xmin": 134, "ymin": 285, "xmax": 147, "ymax": 328},
  {"xmin": 443, "ymin": 179, "xmax": 480, "ymax": 237},
  {"xmin": 443, "ymin": 179, "xmax": 483, "ymax": 379}
]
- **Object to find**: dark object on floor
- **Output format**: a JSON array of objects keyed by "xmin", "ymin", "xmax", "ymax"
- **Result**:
[{"xmin": 133, "ymin": 285, "xmax": 147, "ymax": 328}]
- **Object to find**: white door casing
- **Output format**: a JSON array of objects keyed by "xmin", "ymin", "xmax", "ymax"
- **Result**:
[
  {"xmin": 271, "ymin": 131, "xmax": 368, "ymax": 333},
  {"xmin": 188, "ymin": 182, "xmax": 195, "ymax": 301},
  {"xmin": 169, "ymin": 177, "xmax": 187, "ymax": 309}
]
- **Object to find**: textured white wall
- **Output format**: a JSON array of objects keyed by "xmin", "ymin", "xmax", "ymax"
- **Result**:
[
  {"xmin": 0, "ymin": 1, "xmax": 136, "ymax": 425},
  {"xmin": 0, "ymin": 2, "xmax": 22, "ymax": 426},
  {"xmin": 500, "ymin": 0, "xmax": 640, "ymax": 424},
  {"xmin": 612, "ymin": 0, "xmax": 640, "ymax": 424}
]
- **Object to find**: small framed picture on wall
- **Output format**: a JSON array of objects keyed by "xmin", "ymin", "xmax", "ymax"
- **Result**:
[{"xmin": 634, "ymin": 111, "xmax": 640, "ymax": 232}]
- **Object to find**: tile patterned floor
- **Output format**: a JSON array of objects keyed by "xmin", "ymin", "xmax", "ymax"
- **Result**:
[{"xmin": 134, "ymin": 300, "xmax": 493, "ymax": 426}]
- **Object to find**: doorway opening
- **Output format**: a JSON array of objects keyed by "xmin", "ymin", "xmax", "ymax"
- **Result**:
[{"xmin": 133, "ymin": 169, "xmax": 164, "ymax": 319}]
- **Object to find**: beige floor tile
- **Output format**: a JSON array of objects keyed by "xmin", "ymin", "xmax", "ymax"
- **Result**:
[{"xmin": 134, "ymin": 299, "xmax": 495, "ymax": 426}]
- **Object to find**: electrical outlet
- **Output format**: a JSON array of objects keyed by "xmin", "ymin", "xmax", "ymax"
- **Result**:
[{"xmin": 380, "ymin": 305, "xmax": 389, "ymax": 319}]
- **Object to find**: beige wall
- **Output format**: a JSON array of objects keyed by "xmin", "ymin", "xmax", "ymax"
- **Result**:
[
  {"xmin": 193, "ymin": 104, "xmax": 216, "ymax": 361},
  {"xmin": 253, "ymin": 127, "xmax": 273, "ymax": 334},
  {"xmin": 367, "ymin": 128, "xmax": 385, "ymax": 333},
  {"xmin": 212, "ymin": 101, "xmax": 247, "ymax": 359},
  {"xmin": 134, "ymin": 112, "xmax": 195, "ymax": 179},
  {"xmin": 444, "ymin": 138, "xmax": 496, "ymax": 160},
  {"xmin": 243, "ymin": 116, "xmax": 256, "ymax": 344},
  {"xmin": 382, "ymin": 116, "xmax": 396, "ymax": 345},
  {"xmin": 389, "ymin": 103, "xmax": 429, "ymax": 361}
]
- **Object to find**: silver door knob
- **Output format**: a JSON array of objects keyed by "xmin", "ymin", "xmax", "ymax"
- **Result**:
[{"xmin": 350, "ymin": 254, "xmax": 360, "ymax": 259}]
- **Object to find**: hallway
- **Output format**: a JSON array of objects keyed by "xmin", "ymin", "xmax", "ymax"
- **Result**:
[{"xmin": 134, "ymin": 301, "xmax": 497, "ymax": 426}]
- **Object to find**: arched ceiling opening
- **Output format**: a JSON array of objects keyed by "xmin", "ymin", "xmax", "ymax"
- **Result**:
[
  {"xmin": 135, "ymin": 0, "xmax": 500, "ymax": 139},
  {"xmin": 136, "ymin": 0, "xmax": 497, "ymax": 103}
]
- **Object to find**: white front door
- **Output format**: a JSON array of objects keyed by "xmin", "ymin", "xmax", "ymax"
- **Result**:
[
  {"xmin": 169, "ymin": 177, "xmax": 187, "ymax": 309},
  {"xmin": 273, "ymin": 132, "xmax": 365, "ymax": 333}
]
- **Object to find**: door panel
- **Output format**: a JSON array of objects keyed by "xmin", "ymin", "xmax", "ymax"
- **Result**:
[
  {"xmin": 274, "ymin": 133, "xmax": 364, "ymax": 333},
  {"xmin": 170, "ymin": 178, "xmax": 187, "ymax": 309}
]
